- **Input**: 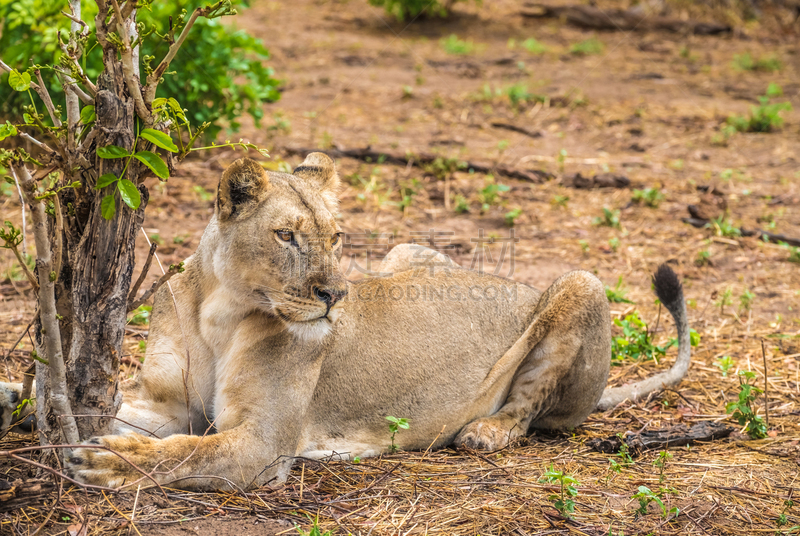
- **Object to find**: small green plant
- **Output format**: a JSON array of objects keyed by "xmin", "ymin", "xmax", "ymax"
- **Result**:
[
  {"xmin": 454, "ymin": 194, "xmax": 470, "ymax": 214},
  {"xmin": 504, "ymin": 84, "xmax": 546, "ymax": 109},
  {"xmin": 551, "ymin": 195, "xmax": 569, "ymax": 208},
  {"xmin": 732, "ymin": 52, "xmax": 782, "ymax": 72},
  {"xmin": 570, "ymin": 37, "xmax": 604, "ymax": 56},
  {"xmin": 695, "ymin": 249, "xmax": 712, "ymax": 266},
  {"xmin": 396, "ymin": 178, "xmax": 421, "ymax": 212},
  {"xmin": 726, "ymin": 83, "xmax": 792, "ymax": 133},
  {"xmin": 780, "ymin": 242, "xmax": 800, "ymax": 263},
  {"xmin": 616, "ymin": 433, "xmax": 634, "ymax": 466},
  {"xmin": 192, "ymin": 185, "xmax": 215, "ymax": 202},
  {"xmin": 441, "ymin": 34, "xmax": 478, "ymax": 55},
  {"xmin": 267, "ymin": 112, "xmax": 292, "ymax": 134},
  {"xmin": 477, "ymin": 181, "xmax": 510, "ymax": 213},
  {"xmin": 540, "ymin": 465, "xmax": 579, "ymax": 519},
  {"xmin": 386, "ymin": 416, "xmax": 410, "ymax": 453},
  {"xmin": 402, "ymin": 85, "xmax": 414, "ymax": 99},
  {"xmin": 607, "ymin": 457, "xmax": 622, "ymax": 479},
  {"xmin": 522, "ymin": 37, "xmax": 548, "ymax": 54},
  {"xmin": 608, "ymin": 237, "xmax": 620, "ymax": 253},
  {"xmin": 556, "ymin": 148, "xmax": 567, "ymax": 172},
  {"xmin": 631, "ymin": 188, "xmax": 664, "ymax": 208},
  {"xmin": 653, "ymin": 450, "xmax": 672, "ymax": 483},
  {"xmin": 632, "ymin": 486, "xmax": 679, "ymax": 519},
  {"xmin": 707, "ymin": 216, "xmax": 741, "ymax": 238},
  {"xmin": 422, "ymin": 156, "xmax": 466, "ymax": 181},
  {"xmin": 505, "ymin": 207, "xmax": 523, "ymax": 227},
  {"xmin": 295, "ymin": 515, "xmax": 333, "ymax": 536},
  {"xmin": 579, "ymin": 240, "xmax": 589, "ymax": 254},
  {"xmin": 715, "ymin": 355, "xmax": 735, "ymax": 377},
  {"xmin": 605, "ymin": 276, "xmax": 634, "ymax": 304},
  {"xmin": 592, "ymin": 208, "xmax": 621, "ymax": 229},
  {"xmin": 612, "ymin": 312, "xmax": 677, "ymax": 363},
  {"xmin": 726, "ymin": 371, "xmax": 767, "ymax": 439},
  {"xmin": 128, "ymin": 305, "xmax": 152, "ymax": 326},
  {"xmin": 739, "ymin": 289, "xmax": 755, "ymax": 312},
  {"xmin": 716, "ymin": 286, "xmax": 733, "ymax": 315},
  {"xmin": 777, "ymin": 499, "xmax": 794, "ymax": 527}
]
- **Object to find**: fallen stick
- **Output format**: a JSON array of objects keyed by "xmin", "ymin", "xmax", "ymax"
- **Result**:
[
  {"xmin": 280, "ymin": 145, "xmax": 555, "ymax": 184},
  {"xmin": 682, "ymin": 218, "xmax": 800, "ymax": 247},
  {"xmin": 521, "ymin": 3, "xmax": 731, "ymax": 35},
  {"xmin": 489, "ymin": 122, "xmax": 542, "ymax": 139},
  {"xmin": 587, "ymin": 421, "xmax": 734, "ymax": 455}
]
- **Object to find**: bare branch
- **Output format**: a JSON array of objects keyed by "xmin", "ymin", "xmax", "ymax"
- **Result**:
[
  {"xmin": 52, "ymin": 193, "xmax": 64, "ymax": 284},
  {"xmin": 127, "ymin": 260, "xmax": 182, "ymax": 312},
  {"xmin": 111, "ymin": 0, "xmax": 151, "ymax": 124},
  {"xmin": 64, "ymin": 0, "xmax": 83, "ymax": 151},
  {"xmin": 19, "ymin": 133, "xmax": 56, "ymax": 155},
  {"xmin": 70, "ymin": 81, "xmax": 94, "ymax": 104},
  {"xmin": 128, "ymin": 242, "xmax": 157, "ymax": 303},
  {"xmin": 0, "ymin": 58, "xmax": 12, "ymax": 75},
  {"xmin": 10, "ymin": 162, "xmax": 80, "ymax": 446},
  {"xmin": 60, "ymin": 10, "xmax": 88, "ymax": 34},
  {"xmin": 144, "ymin": 4, "xmax": 217, "ymax": 103},
  {"xmin": 20, "ymin": 363, "xmax": 35, "ymax": 410},
  {"xmin": 33, "ymin": 69, "xmax": 62, "ymax": 128}
]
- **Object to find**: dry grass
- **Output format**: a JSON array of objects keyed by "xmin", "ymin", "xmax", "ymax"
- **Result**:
[{"xmin": 2, "ymin": 315, "xmax": 799, "ymax": 535}]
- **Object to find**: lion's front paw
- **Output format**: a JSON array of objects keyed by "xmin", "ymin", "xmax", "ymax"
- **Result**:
[
  {"xmin": 65, "ymin": 434, "xmax": 156, "ymax": 488},
  {"xmin": 453, "ymin": 417, "xmax": 521, "ymax": 451}
]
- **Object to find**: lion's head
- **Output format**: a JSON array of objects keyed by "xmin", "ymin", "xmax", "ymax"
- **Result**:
[{"xmin": 208, "ymin": 153, "xmax": 347, "ymax": 341}]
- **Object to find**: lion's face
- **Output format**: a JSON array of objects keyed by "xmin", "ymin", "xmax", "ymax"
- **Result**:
[{"xmin": 211, "ymin": 154, "xmax": 347, "ymax": 341}]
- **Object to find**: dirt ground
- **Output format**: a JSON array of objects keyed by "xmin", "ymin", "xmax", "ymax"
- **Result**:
[{"xmin": 2, "ymin": 0, "xmax": 800, "ymax": 534}]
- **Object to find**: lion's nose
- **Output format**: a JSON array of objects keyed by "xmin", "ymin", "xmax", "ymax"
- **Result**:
[{"xmin": 314, "ymin": 287, "xmax": 347, "ymax": 308}]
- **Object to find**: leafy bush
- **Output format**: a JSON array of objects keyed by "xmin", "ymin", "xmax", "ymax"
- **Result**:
[
  {"xmin": 368, "ymin": 0, "xmax": 476, "ymax": 21},
  {"xmin": 0, "ymin": 0, "xmax": 280, "ymax": 139}
]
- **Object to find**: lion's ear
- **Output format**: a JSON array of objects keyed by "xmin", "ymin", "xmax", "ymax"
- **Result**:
[
  {"xmin": 292, "ymin": 152, "xmax": 340, "ymax": 211},
  {"xmin": 216, "ymin": 157, "xmax": 271, "ymax": 221}
]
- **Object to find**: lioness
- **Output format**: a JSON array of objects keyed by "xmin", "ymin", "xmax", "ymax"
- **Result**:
[{"xmin": 0, "ymin": 154, "xmax": 690, "ymax": 490}]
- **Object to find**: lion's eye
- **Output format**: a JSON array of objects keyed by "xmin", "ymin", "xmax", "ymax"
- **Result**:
[
  {"xmin": 331, "ymin": 233, "xmax": 341, "ymax": 246},
  {"xmin": 276, "ymin": 230, "xmax": 293, "ymax": 242}
]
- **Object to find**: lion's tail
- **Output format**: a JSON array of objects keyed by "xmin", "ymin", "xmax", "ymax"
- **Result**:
[{"xmin": 595, "ymin": 264, "xmax": 692, "ymax": 411}]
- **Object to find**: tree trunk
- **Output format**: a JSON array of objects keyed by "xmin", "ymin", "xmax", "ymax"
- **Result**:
[{"xmin": 35, "ymin": 56, "xmax": 148, "ymax": 447}]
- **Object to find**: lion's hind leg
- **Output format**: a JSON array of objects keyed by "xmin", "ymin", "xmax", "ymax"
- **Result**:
[{"xmin": 454, "ymin": 270, "xmax": 611, "ymax": 450}]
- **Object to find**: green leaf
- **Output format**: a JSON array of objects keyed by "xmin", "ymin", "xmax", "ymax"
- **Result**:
[
  {"xmin": 97, "ymin": 145, "xmax": 131, "ymax": 159},
  {"xmin": 8, "ymin": 69, "xmax": 31, "ymax": 92},
  {"xmin": 133, "ymin": 150, "xmax": 169, "ymax": 179},
  {"xmin": 101, "ymin": 194, "xmax": 116, "ymax": 220},
  {"xmin": 80, "ymin": 105, "xmax": 96, "ymax": 124},
  {"xmin": 140, "ymin": 128, "xmax": 178, "ymax": 152},
  {"xmin": 0, "ymin": 121, "xmax": 17, "ymax": 141},
  {"xmin": 95, "ymin": 173, "xmax": 118, "ymax": 189},
  {"xmin": 117, "ymin": 179, "xmax": 141, "ymax": 209},
  {"xmin": 23, "ymin": 113, "xmax": 34, "ymax": 124}
]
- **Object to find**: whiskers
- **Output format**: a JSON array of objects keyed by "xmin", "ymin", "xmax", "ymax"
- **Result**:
[{"xmin": 253, "ymin": 284, "xmax": 327, "ymax": 323}]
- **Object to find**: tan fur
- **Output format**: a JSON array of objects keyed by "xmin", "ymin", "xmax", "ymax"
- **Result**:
[{"xmin": 2, "ymin": 154, "xmax": 675, "ymax": 490}]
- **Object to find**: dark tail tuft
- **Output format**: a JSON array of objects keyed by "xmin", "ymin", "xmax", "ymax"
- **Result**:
[{"xmin": 653, "ymin": 264, "xmax": 682, "ymax": 306}]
